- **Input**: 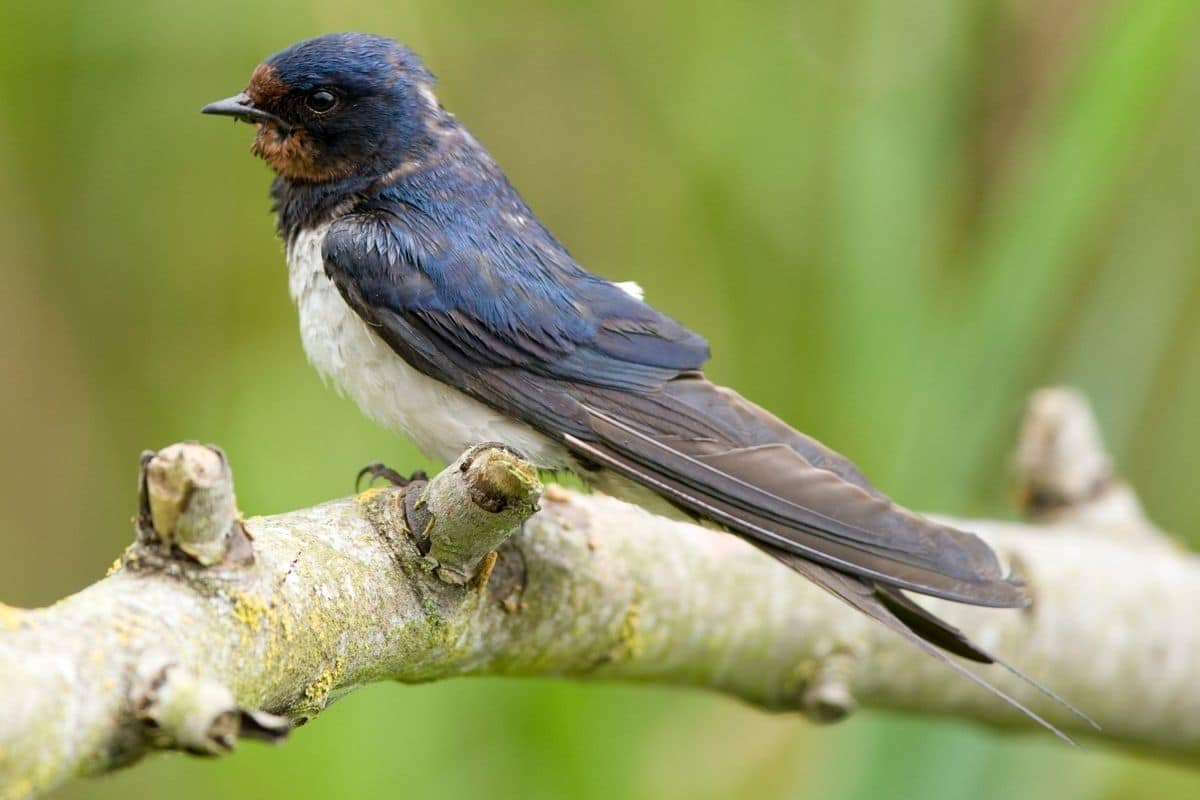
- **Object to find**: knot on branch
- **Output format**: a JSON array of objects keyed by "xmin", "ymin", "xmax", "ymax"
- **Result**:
[
  {"xmin": 800, "ymin": 651, "xmax": 858, "ymax": 724},
  {"xmin": 1013, "ymin": 388, "xmax": 1166, "ymax": 542},
  {"xmin": 415, "ymin": 444, "xmax": 543, "ymax": 585},
  {"xmin": 137, "ymin": 443, "xmax": 252, "ymax": 566},
  {"xmin": 1013, "ymin": 388, "xmax": 1113, "ymax": 514},
  {"xmin": 132, "ymin": 654, "xmax": 289, "ymax": 755}
]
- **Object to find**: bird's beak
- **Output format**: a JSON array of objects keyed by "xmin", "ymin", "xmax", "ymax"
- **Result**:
[{"xmin": 201, "ymin": 92, "xmax": 290, "ymax": 130}]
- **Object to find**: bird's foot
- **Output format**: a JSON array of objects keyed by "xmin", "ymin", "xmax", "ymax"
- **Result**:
[{"xmin": 355, "ymin": 462, "xmax": 429, "ymax": 492}]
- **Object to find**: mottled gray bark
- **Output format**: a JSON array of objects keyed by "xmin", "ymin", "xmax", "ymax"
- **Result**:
[{"xmin": 0, "ymin": 389, "xmax": 1196, "ymax": 799}]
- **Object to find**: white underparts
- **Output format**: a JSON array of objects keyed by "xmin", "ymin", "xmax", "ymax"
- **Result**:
[{"xmin": 286, "ymin": 225, "xmax": 572, "ymax": 467}]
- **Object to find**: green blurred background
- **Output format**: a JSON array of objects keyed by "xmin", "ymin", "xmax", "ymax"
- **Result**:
[{"xmin": 2, "ymin": 0, "xmax": 1199, "ymax": 797}]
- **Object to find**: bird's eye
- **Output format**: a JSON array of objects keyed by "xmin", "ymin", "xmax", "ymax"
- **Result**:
[{"xmin": 305, "ymin": 90, "xmax": 338, "ymax": 113}]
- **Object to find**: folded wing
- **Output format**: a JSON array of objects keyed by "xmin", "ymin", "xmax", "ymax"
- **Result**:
[{"xmin": 321, "ymin": 210, "xmax": 1092, "ymax": 736}]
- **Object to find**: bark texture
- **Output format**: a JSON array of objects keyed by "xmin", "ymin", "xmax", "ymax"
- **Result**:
[{"xmin": 0, "ymin": 389, "xmax": 1196, "ymax": 798}]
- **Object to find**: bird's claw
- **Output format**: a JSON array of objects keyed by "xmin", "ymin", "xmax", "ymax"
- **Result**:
[{"xmin": 355, "ymin": 462, "xmax": 428, "ymax": 492}]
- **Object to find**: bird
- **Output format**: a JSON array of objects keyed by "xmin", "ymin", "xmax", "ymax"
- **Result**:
[{"xmin": 203, "ymin": 32, "xmax": 1091, "ymax": 740}]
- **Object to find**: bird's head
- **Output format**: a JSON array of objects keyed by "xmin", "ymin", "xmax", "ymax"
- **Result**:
[{"xmin": 202, "ymin": 33, "xmax": 437, "ymax": 183}]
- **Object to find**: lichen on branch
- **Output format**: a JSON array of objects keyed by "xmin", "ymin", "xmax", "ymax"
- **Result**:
[{"xmin": 1, "ymin": 389, "xmax": 1198, "ymax": 800}]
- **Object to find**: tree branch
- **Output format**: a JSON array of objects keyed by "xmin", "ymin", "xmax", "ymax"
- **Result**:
[{"xmin": 1, "ymin": 389, "xmax": 1196, "ymax": 797}]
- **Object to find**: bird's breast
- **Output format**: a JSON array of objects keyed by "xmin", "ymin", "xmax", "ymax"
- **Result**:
[{"xmin": 285, "ymin": 224, "xmax": 570, "ymax": 467}]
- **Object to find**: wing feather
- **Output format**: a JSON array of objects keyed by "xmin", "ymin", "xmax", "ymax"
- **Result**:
[{"xmin": 319, "ymin": 210, "xmax": 1094, "ymax": 735}]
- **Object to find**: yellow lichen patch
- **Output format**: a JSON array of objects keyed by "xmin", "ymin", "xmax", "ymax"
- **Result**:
[
  {"xmin": 306, "ymin": 611, "xmax": 329, "ymax": 645},
  {"xmin": 280, "ymin": 612, "xmax": 295, "ymax": 642},
  {"xmin": 0, "ymin": 603, "xmax": 25, "ymax": 631},
  {"xmin": 612, "ymin": 603, "xmax": 645, "ymax": 661},
  {"xmin": 354, "ymin": 486, "xmax": 390, "ymax": 505},
  {"xmin": 303, "ymin": 656, "xmax": 345, "ymax": 706},
  {"xmin": 230, "ymin": 590, "xmax": 287, "ymax": 666},
  {"xmin": 231, "ymin": 591, "xmax": 270, "ymax": 629}
]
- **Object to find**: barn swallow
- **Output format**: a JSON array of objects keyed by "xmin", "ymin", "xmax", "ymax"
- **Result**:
[{"xmin": 204, "ymin": 33, "xmax": 1090, "ymax": 739}]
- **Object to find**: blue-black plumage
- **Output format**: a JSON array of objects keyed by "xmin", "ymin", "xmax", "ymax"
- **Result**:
[{"xmin": 203, "ymin": 32, "xmax": 1091, "ymax": 739}]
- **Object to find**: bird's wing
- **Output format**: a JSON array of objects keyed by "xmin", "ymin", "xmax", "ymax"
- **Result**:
[
  {"xmin": 320, "ymin": 208, "xmax": 709, "ymax": 390},
  {"xmin": 323, "ymin": 212, "xmax": 1101, "ymax": 736},
  {"xmin": 323, "ymin": 212, "xmax": 1028, "ymax": 608}
]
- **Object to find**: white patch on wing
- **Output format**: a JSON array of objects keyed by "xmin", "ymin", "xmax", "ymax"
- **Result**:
[
  {"xmin": 286, "ymin": 225, "xmax": 571, "ymax": 467},
  {"xmin": 417, "ymin": 83, "xmax": 440, "ymax": 109},
  {"xmin": 613, "ymin": 280, "xmax": 644, "ymax": 301}
]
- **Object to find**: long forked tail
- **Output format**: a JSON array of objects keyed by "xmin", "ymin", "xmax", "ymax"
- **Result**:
[
  {"xmin": 567, "ymin": 426, "xmax": 1095, "ymax": 740},
  {"xmin": 764, "ymin": 547, "xmax": 1098, "ymax": 743},
  {"xmin": 554, "ymin": 375, "xmax": 1096, "ymax": 739}
]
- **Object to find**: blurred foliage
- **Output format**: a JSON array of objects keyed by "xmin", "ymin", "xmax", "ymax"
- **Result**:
[{"xmin": 1, "ymin": 0, "xmax": 1199, "ymax": 798}]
